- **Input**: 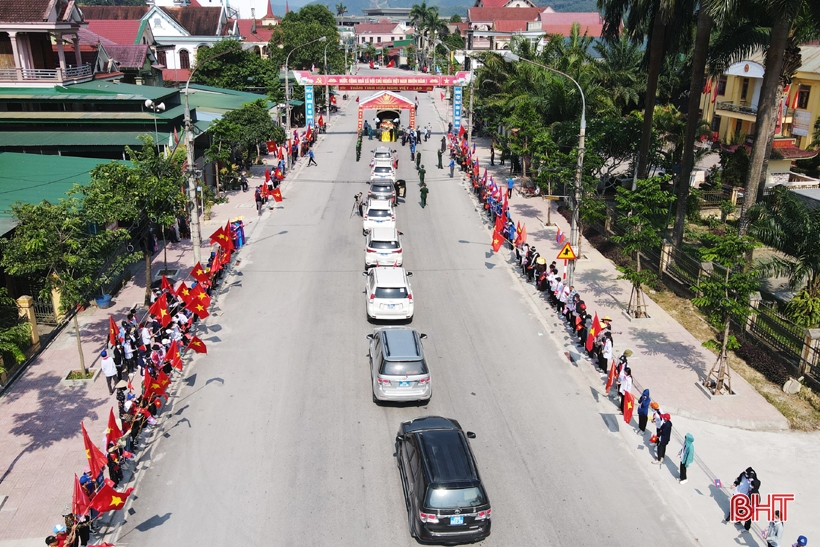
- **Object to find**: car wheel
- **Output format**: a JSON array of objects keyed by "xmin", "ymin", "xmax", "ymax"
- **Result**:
[{"xmin": 372, "ymin": 391, "xmax": 380, "ymax": 405}]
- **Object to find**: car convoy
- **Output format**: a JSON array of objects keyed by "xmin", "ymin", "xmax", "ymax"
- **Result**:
[{"xmin": 361, "ymin": 146, "xmax": 492, "ymax": 544}]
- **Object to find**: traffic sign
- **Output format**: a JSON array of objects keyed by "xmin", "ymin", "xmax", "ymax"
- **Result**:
[{"xmin": 557, "ymin": 242, "xmax": 577, "ymax": 260}]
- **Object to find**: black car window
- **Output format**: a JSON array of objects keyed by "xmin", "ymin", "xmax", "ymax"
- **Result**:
[
  {"xmin": 381, "ymin": 359, "xmax": 427, "ymax": 376},
  {"xmin": 368, "ymin": 209, "xmax": 391, "ymax": 218},
  {"xmin": 375, "ymin": 287, "xmax": 407, "ymax": 299},
  {"xmin": 425, "ymin": 487, "xmax": 487, "ymax": 509},
  {"xmin": 370, "ymin": 241, "xmax": 399, "ymax": 250},
  {"xmin": 374, "ymin": 167, "xmax": 392, "ymax": 174}
]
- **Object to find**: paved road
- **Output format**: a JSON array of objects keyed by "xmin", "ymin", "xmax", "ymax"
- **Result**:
[{"xmin": 115, "ymin": 71, "xmax": 694, "ymax": 546}]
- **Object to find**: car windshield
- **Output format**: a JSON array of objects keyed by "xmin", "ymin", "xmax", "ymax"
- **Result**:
[
  {"xmin": 374, "ymin": 286, "xmax": 407, "ymax": 298},
  {"xmin": 375, "ymin": 152, "xmax": 390, "ymax": 158},
  {"xmin": 381, "ymin": 359, "xmax": 427, "ymax": 376},
  {"xmin": 368, "ymin": 209, "xmax": 391, "ymax": 218},
  {"xmin": 425, "ymin": 487, "xmax": 487, "ymax": 509},
  {"xmin": 370, "ymin": 241, "xmax": 399, "ymax": 250},
  {"xmin": 374, "ymin": 167, "xmax": 392, "ymax": 174}
]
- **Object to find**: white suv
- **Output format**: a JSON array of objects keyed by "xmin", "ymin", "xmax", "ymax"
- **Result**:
[
  {"xmin": 362, "ymin": 199, "xmax": 396, "ymax": 234},
  {"xmin": 364, "ymin": 267, "xmax": 414, "ymax": 321},
  {"xmin": 365, "ymin": 227, "xmax": 403, "ymax": 268}
]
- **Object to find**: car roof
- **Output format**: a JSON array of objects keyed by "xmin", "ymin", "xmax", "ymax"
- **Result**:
[
  {"xmin": 380, "ymin": 328, "xmax": 421, "ymax": 359},
  {"xmin": 368, "ymin": 199, "xmax": 392, "ymax": 210},
  {"xmin": 372, "ymin": 266, "xmax": 407, "ymax": 285},
  {"xmin": 369, "ymin": 226, "xmax": 399, "ymax": 241},
  {"xmin": 417, "ymin": 429, "xmax": 479, "ymax": 486}
]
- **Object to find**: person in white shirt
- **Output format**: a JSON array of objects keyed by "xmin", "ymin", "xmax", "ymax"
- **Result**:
[
  {"xmin": 100, "ymin": 350, "xmax": 118, "ymax": 394},
  {"xmin": 618, "ymin": 366, "xmax": 633, "ymax": 413},
  {"xmin": 765, "ymin": 511, "xmax": 784, "ymax": 547}
]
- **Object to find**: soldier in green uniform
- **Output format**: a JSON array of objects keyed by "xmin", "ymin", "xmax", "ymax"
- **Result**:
[
  {"xmin": 416, "ymin": 151, "xmax": 421, "ymax": 171},
  {"xmin": 420, "ymin": 182, "xmax": 429, "ymax": 208},
  {"xmin": 418, "ymin": 164, "xmax": 426, "ymax": 186},
  {"xmin": 437, "ymin": 148, "xmax": 443, "ymax": 169}
]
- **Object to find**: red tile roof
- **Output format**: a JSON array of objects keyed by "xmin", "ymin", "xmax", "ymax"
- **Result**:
[
  {"xmin": 541, "ymin": 11, "xmax": 603, "ymax": 26},
  {"xmin": 450, "ymin": 22, "xmax": 469, "ymax": 34},
  {"xmin": 159, "ymin": 7, "xmax": 226, "ymax": 36},
  {"xmin": 0, "ymin": 0, "xmax": 54, "ymax": 23},
  {"xmin": 78, "ymin": 28, "xmax": 117, "ymax": 48},
  {"xmin": 354, "ymin": 22, "xmax": 404, "ymax": 34},
  {"xmin": 106, "ymin": 45, "xmax": 150, "ymax": 69},
  {"xmin": 86, "ymin": 20, "xmax": 144, "ymax": 45},
  {"xmin": 493, "ymin": 20, "xmax": 535, "ymax": 31},
  {"xmin": 468, "ymin": 7, "xmax": 542, "ymax": 22},
  {"xmin": 236, "ymin": 19, "xmax": 275, "ymax": 42},
  {"xmin": 162, "ymin": 68, "xmax": 192, "ymax": 82},
  {"xmin": 76, "ymin": 6, "xmax": 149, "ymax": 20}
]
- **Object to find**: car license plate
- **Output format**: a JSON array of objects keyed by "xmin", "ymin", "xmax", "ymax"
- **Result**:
[
  {"xmin": 379, "ymin": 253, "xmax": 389, "ymax": 256},
  {"xmin": 450, "ymin": 515, "xmax": 463, "ymax": 525},
  {"xmin": 386, "ymin": 303, "xmax": 397, "ymax": 309},
  {"xmin": 398, "ymin": 381, "xmax": 411, "ymax": 387}
]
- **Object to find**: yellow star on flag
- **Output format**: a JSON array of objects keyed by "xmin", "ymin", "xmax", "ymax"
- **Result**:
[
  {"xmin": 493, "ymin": 237, "xmax": 499, "ymax": 245},
  {"xmin": 151, "ymin": 382, "xmax": 160, "ymax": 389},
  {"xmin": 194, "ymin": 268, "xmax": 203, "ymax": 276},
  {"xmin": 218, "ymin": 233, "xmax": 227, "ymax": 240},
  {"xmin": 106, "ymin": 427, "xmax": 112, "ymax": 434},
  {"xmin": 626, "ymin": 401, "xmax": 633, "ymax": 410},
  {"xmin": 160, "ymin": 309, "xmax": 167, "ymax": 317},
  {"xmin": 196, "ymin": 292, "xmax": 207, "ymax": 301},
  {"xmin": 181, "ymin": 288, "xmax": 190, "ymax": 296},
  {"xmin": 196, "ymin": 305, "xmax": 204, "ymax": 312},
  {"xmin": 85, "ymin": 449, "xmax": 91, "ymax": 458},
  {"xmin": 110, "ymin": 495, "xmax": 124, "ymax": 507},
  {"xmin": 192, "ymin": 341, "xmax": 201, "ymax": 346}
]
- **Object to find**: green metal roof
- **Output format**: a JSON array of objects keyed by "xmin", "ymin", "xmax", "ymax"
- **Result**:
[
  {"xmin": 0, "ymin": 153, "xmax": 128, "ymax": 235},
  {"xmin": 185, "ymin": 84, "xmax": 273, "ymax": 114},
  {"xmin": 0, "ymin": 119, "xmax": 212, "ymax": 148},
  {"xmin": 0, "ymin": 82, "xmax": 177, "ymax": 102},
  {"xmin": 0, "ymin": 104, "xmax": 186, "ymax": 123}
]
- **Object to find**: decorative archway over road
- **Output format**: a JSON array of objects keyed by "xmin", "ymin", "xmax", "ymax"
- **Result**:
[
  {"xmin": 357, "ymin": 91, "xmax": 416, "ymax": 134},
  {"xmin": 290, "ymin": 71, "xmax": 472, "ymax": 132}
]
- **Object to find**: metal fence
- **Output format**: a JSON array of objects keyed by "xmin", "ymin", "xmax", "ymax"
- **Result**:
[{"xmin": 32, "ymin": 299, "xmax": 57, "ymax": 326}]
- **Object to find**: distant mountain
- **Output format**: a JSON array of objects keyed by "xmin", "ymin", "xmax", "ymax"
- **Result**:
[{"xmin": 309, "ymin": 0, "xmax": 598, "ymax": 19}]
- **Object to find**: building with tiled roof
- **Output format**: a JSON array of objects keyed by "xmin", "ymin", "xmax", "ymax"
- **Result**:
[
  {"xmin": 354, "ymin": 21, "xmax": 412, "ymax": 47},
  {"xmin": 467, "ymin": 5, "xmax": 604, "ymax": 50},
  {"xmin": 86, "ymin": 19, "xmax": 155, "ymax": 46},
  {"xmin": 1, "ymin": 0, "xmax": 94, "ymax": 86},
  {"xmin": 474, "ymin": 0, "xmax": 537, "ymax": 7}
]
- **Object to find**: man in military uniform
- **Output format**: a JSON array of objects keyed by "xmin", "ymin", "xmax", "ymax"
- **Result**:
[
  {"xmin": 437, "ymin": 148, "xmax": 443, "ymax": 169},
  {"xmin": 416, "ymin": 151, "xmax": 422, "ymax": 171},
  {"xmin": 420, "ymin": 182, "xmax": 429, "ymax": 208},
  {"xmin": 419, "ymin": 164, "xmax": 426, "ymax": 186}
]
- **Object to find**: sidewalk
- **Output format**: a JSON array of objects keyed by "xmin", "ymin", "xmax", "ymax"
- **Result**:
[{"xmin": 441, "ymin": 122, "xmax": 820, "ymax": 544}]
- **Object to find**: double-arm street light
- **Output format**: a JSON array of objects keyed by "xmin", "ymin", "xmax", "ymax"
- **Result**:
[
  {"xmin": 323, "ymin": 40, "xmax": 331, "ymax": 129},
  {"xmin": 285, "ymin": 36, "xmax": 327, "ymax": 167},
  {"xmin": 501, "ymin": 51, "xmax": 586, "ymax": 287}
]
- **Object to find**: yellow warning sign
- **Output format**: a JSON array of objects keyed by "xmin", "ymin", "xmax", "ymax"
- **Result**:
[{"xmin": 557, "ymin": 242, "xmax": 577, "ymax": 260}]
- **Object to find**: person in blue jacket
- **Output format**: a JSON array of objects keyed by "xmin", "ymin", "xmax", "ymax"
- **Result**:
[{"xmin": 637, "ymin": 389, "xmax": 651, "ymax": 434}]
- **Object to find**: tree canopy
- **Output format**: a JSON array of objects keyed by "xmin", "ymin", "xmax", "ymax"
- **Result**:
[
  {"xmin": 192, "ymin": 40, "xmax": 279, "ymax": 93},
  {"xmin": 269, "ymin": 5, "xmax": 344, "ymax": 74}
]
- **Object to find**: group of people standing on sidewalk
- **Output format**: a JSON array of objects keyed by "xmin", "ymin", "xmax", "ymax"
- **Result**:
[{"xmin": 45, "ymin": 223, "xmax": 241, "ymax": 546}]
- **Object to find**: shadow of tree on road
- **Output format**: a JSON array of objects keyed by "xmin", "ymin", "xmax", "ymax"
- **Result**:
[{"xmin": 630, "ymin": 328, "xmax": 709, "ymax": 378}]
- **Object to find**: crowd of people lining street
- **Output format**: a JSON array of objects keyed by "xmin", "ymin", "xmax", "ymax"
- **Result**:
[{"xmin": 45, "ymin": 221, "xmax": 244, "ymax": 546}]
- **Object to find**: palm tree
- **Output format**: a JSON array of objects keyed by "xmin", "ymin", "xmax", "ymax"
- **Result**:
[
  {"xmin": 410, "ymin": 1, "xmax": 448, "ymax": 67},
  {"xmin": 598, "ymin": 0, "xmax": 698, "ymax": 178},
  {"xmin": 593, "ymin": 35, "xmax": 645, "ymax": 115},
  {"xmin": 335, "ymin": 3, "xmax": 347, "ymax": 26},
  {"xmin": 748, "ymin": 185, "xmax": 820, "ymax": 298},
  {"xmin": 737, "ymin": 0, "xmax": 820, "ymax": 235}
]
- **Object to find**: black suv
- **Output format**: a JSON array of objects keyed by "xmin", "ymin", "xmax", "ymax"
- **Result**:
[{"xmin": 395, "ymin": 416, "xmax": 491, "ymax": 544}]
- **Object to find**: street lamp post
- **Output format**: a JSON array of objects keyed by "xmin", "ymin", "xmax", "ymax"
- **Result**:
[
  {"xmin": 323, "ymin": 40, "xmax": 331, "ymax": 129},
  {"xmin": 502, "ymin": 51, "xmax": 586, "ymax": 287},
  {"xmin": 285, "ymin": 36, "xmax": 327, "ymax": 168},
  {"xmin": 144, "ymin": 99, "xmax": 165, "ymax": 153},
  {"xmin": 183, "ymin": 44, "xmax": 245, "ymax": 266}
]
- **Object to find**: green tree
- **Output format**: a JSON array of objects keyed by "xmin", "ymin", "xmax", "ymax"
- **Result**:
[
  {"xmin": 217, "ymin": 99, "xmax": 285, "ymax": 166},
  {"xmin": 592, "ymin": 35, "xmax": 645, "ymax": 115},
  {"xmin": 0, "ymin": 288, "xmax": 35, "ymax": 373},
  {"xmin": 747, "ymin": 185, "xmax": 820, "ymax": 299},
  {"xmin": 449, "ymin": 14, "xmax": 462, "ymax": 22},
  {"xmin": 335, "ymin": 3, "xmax": 347, "ymax": 17},
  {"xmin": 79, "ymin": 136, "xmax": 187, "ymax": 304},
  {"xmin": 692, "ymin": 233, "xmax": 759, "ymax": 394},
  {"xmin": 269, "ymin": 5, "xmax": 343, "ymax": 73},
  {"xmin": 192, "ymin": 39, "xmax": 278, "ymax": 93},
  {"xmin": 612, "ymin": 176, "xmax": 675, "ymax": 317}
]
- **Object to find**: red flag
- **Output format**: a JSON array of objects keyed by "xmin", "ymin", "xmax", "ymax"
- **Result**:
[
  {"xmin": 161, "ymin": 274, "xmax": 173, "ymax": 293},
  {"xmin": 318, "ymin": 114, "xmax": 324, "ymax": 127},
  {"xmin": 73, "ymin": 474, "xmax": 91, "ymax": 517},
  {"xmin": 88, "ymin": 483, "xmax": 134, "ymax": 513},
  {"xmin": 272, "ymin": 188, "xmax": 283, "ymax": 202},
  {"xmin": 81, "ymin": 422, "xmax": 107, "ymax": 479},
  {"xmin": 355, "ymin": 96, "xmax": 360, "ymax": 103},
  {"xmin": 265, "ymin": 168, "xmax": 271, "ymax": 182},
  {"xmin": 176, "ymin": 281, "xmax": 192, "ymax": 304},
  {"xmin": 623, "ymin": 391, "xmax": 635, "ymax": 424},
  {"xmin": 494, "ymin": 214, "xmax": 504, "ymax": 234},
  {"xmin": 605, "ymin": 362, "xmax": 616, "ymax": 394},
  {"xmin": 458, "ymin": 125, "xmax": 466, "ymax": 138},
  {"xmin": 127, "ymin": 378, "xmax": 133, "ymax": 391},
  {"xmin": 108, "ymin": 316, "xmax": 118, "ymax": 346},
  {"xmin": 514, "ymin": 224, "xmax": 527, "ymax": 246},
  {"xmin": 166, "ymin": 340, "xmax": 183, "ymax": 370},
  {"xmin": 186, "ymin": 297, "xmax": 210, "ymax": 319},
  {"xmin": 190, "ymin": 262, "xmax": 211, "ymax": 285},
  {"xmin": 491, "ymin": 230, "xmax": 504, "ymax": 252},
  {"xmin": 711, "ymin": 79, "xmax": 719, "ymax": 103},
  {"xmin": 220, "ymin": 249, "xmax": 232, "ymax": 266},
  {"xmin": 105, "ymin": 407, "xmax": 122, "ymax": 447},
  {"xmin": 791, "ymin": 87, "xmax": 800, "ymax": 109},
  {"xmin": 189, "ymin": 283, "xmax": 212, "ymax": 310},
  {"xmin": 330, "ymin": 94, "xmax": 337, "ymax": 105},
  {"xmin": 187, "ymin": 335, "xmax": 207, "ymax": 354},
  {"xmin": 586, "ymin": 312, "xmax": 601, "ymax": 352},
  {"xmin": 440, "ymin": 92, "xmax": 445, "ymax": 101},
  {"xmin": 144, "ymin": 370, "xmax": 170, "ymax": 400},
  {"xmin": 209, "ymin": 227, "xmax": 234, "ymax": 252},
  {"xmin": 386, "ymin": 58, "xmax": 395, "ymax": 68},
  {"xmin": 148, "ymin": 297, "xmax": 171, "ymax": 328},
  {"xmin": 278, "ymin": 145, "xmax": 285, "ymax": 160}
]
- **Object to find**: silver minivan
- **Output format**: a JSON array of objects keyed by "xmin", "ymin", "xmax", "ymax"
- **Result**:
[{"xmin": 368, "ymin": 327, "xmax": 431, "ymax": 404}]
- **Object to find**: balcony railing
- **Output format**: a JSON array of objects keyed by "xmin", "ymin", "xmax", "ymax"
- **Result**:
[
  {"xmin": 715, "ymin": 101, "xmax": 758, "ymax": 116},
  {"xmin": 0, "ymin": 64, "xmax": 93, "ymax": 83}
]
